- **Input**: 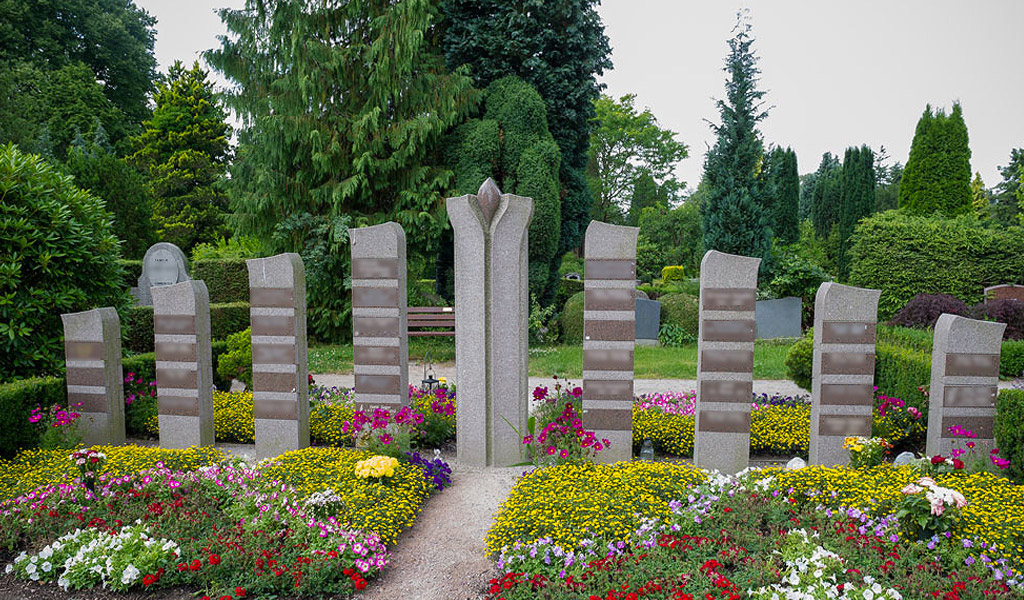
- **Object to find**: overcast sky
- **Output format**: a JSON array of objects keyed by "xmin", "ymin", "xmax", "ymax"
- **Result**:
[{"xmin": 137, "ymin": 0, "xmax": 1024, "ymax": 192}]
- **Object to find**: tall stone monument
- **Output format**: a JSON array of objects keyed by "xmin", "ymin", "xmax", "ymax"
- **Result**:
[
  {"xmin": 133, "ymin": 242, "xmax": 191, "ymax": 305},
  {"xmin": 62, "ymin": 307, "xmax": 125, "ymax": 446},
  {"xmin": 152, "ymin": 280, "xmax": 215, "ymax": 448},
  {"xmin": 247, "ymin": 253, "xmax": 310, "ymax": 457},
  {"xmin": 582, "ymin": 221, "xmax": 639, "ymax": 463},
  {"xmin": 350, "ymin": 222, "xmax": 409, "ymax": 409},
  {"xmin": 927, "ymin": 314, "xmax": 1005, "ymax": 457},
  {"xmin": 809, "ymin": 282, "xmax": 881, "ymax": 466},
  {"xmin": 694, "ymin": 250, "xmax": 760, "ymax": 474},
  {"xmin": 447, "ymin": 179, "xmax": 533, "ymax": 467}
]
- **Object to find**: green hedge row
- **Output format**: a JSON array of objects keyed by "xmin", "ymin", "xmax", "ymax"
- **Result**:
[
  {"xmin": 0, "ymin": 342, "xmax": 230, "ymax": 458},
  {"xmin": 122, "ymin": 302, "xmax": 249, "ymax": 354},
  {"xmin": 996, "ymin": 389, "xmax": 1024, "ymax": 483},
  {"xmin": 848, "ymin": 211, "xmax": 1024, "ymax": 319},
  {"xmin": 874, "ymin": 342, "xmax": 932, "ymax": 411},
  {"xmin": 119, "ymin": 258, "xmax": 250, "ymax": 304}
]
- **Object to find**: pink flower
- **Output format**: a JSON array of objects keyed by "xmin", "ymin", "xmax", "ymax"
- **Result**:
[
  {"xmin": 546, "ymin": 446, "xmax": 556, "ymax": 456},
  {"xmin": 522, "ymin": 435, "xmax": 533, "ymax": 444},
  {"xmin": 559, "ymin": 449, "xmax": 569, "ymax": 459},
  {"xmin": 378, "ymin": 433, "xmax": 393, "ymax": 445}
]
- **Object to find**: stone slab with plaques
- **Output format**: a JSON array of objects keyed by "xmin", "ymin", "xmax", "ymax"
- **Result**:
[{"xmin": 62, "ymin": 308, "xmax": 126, "ymax": 446}]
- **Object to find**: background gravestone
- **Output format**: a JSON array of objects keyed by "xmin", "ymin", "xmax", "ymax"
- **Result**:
[
  {"xmin": 809, "ymin": 282, "xmax": 881, "ymax": 466},
  {"xmin": 984, "ymin": 284, "xmax": 1024, "ymax": 303},
  {"xmin": 927, "ymin": 314, "xmax": 1005, "ymax": 457},
  {"xmin": 247, "ymin": 253, "xmax": 310, "ymax": 457},
  {"xmin": 583, "ymin": 220, "xmax": 639, "ymax": 463},
  {"xmin": 447, "ymin": 179, "xmax": 533, "ymax": 467},
  {"xmin": 635, "ymin": 298, "xmax": 661, "ymax": 346},
  {"xmin": 694, "ymin": 250, "xmax": 760, "ymax": 474},
  {"xmin": 133, "ymin": 242, "xmax": 191, "ymax": 305},
  {"xmin": 62, "ymin": 307, "xmax": 125, "ymax": 446},
  {"xmin": 755, "ymin": 297, "xmax": 802, "ymax": 339},
  {"xmin": 350, "ymin": 222, "xmax": 408, "ymax": 409},
  {"xmin": 152, "ymin": 280, "xmax": 214, "ymax": 448}
]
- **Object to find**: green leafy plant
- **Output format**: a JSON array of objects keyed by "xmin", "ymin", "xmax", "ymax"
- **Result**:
[
  {"xmin": 528, "ymin": 293, "xmax": 558, "ymax": 344},
  {"xmin": 216, "ymin": 328, "xmax": 252, "ymax": 389},
  {"xmin": 894, "ymin": 476, "xmax": 966, "ymax": 540},
  {"xmin": 658, "ymin": 322, "xmax": 695, "ymax": 347}
]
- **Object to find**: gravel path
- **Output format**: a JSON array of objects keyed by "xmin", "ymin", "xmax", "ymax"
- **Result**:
[{"xmin": 355, "ymin": 458, "xmax": 520, "ymax": 600}]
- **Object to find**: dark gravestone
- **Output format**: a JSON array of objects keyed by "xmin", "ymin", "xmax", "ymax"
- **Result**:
[
  {"xmin": 755, "ymin": 297, "xmax": 802, "ymax": 339},
  {"xmin": 635, "ymin": 298, "xmax": 661, "ymax": 346}
]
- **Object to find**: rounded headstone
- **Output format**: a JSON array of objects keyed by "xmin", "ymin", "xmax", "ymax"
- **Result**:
[
  {"xmin": 785, "ymin": 457, "xmax": 806, "ymax": 470},
  {"xmin": 893, "ymin": 451, "xmax": 917, "ymax": 466},
  {"xmin": 135, "ymin": 242, "xmax": 191, "ymax": 305}
]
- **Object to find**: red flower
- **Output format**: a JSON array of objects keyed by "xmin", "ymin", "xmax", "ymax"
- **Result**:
[
  {"xmin": 952, "ymin": 458, "xmax": 965, "ymax": 470},
  {"xmin": 190, "ymin": 559, "xmax": 202, "ymax": 571},
  {"xmin": 142, "ymin": 574, "xmax": 155, "ymax": 587},
  {"xmin": 209, "ymin": 554, "xmax": 222, "ymax": 565},
  {"xmin": 931, "ymin": 455, "xmax": 946, "ymax": 465},
  {"xmin": 354, "ymin": 579, "xmax": 367, "ymax": 590},
  {"xmin": 235, "ymin": 587, "xmax": 246, "ymax": 597},
  {"xmin": 220, "ymin": 596, "xmax": 232, "ymax": 600}
]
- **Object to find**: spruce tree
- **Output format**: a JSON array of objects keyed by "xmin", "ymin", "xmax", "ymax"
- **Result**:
[
  {"xmin": 837, "ymin": 146, "xmax": 875, "ymax": 281},
  {"xmin": 701, "ymin": 12, "xmax": 772, "ymax": 272},
  {"xmin": 899, "ymin": 102, "xmax": 972, "ymax": 216},
  {"xmin": 768, "ymin": 146, "xmax": 799, "ymax": 244}
]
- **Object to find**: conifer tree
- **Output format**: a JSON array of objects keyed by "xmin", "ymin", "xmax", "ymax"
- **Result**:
[
  {"xmin": 899, "ymin": 102, "xmax": 972, "ymax": 216},
  {"xmin": 767, "ymin": 146, "xmax": 799, "ymax": 244},
  {"xmin": 811, "ymin": 152, "xmax": 842, "ymax": 236},
  {"xmin": 701, "ymin": 11, "xmax": 772, "ymax": 272},
  {"xmin": 837, "ymin": 145, "xmax": 875, "ymax": 281}
]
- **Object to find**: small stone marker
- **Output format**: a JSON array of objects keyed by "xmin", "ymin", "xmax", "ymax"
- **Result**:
[
  {"xmin": 582, "ymin": 221, "xmax": 639, "ymax": 463},
  {"xmin": 350, "ymin": 222, "xmax": 408, "ymax": 409},
  {"xmin": 984, "ymin": 284, "xmax": 1024, "ymax": 303},
  {"xmin": 926, "ymin": 314, "xmax": 1005, "ymax": 457},
  {"xmin": 809, "ymin": 282, "xmax": 881, "ymax": 467},
  {"xmin": 133, "ymin": 242, "xmax": 191, "ymax": 305},
  {"xmin": 694, "ymin": 250, "xmax": 760, "ymax": 474},
  {"xmin": 247, "ymin": 253, "xmax": 310, "ymax": 457},
  {"xmin": 785, "ymin": 457, "xmax": 807, "ymax": 470},
  {"xmin": 152, "ymin": 281, "xmax": 214, "ymax": 448},
  {"xmin": 447, "ymin": 179, "xmax": 533, "ymax": 467},
  {"xmin": 893, "ymin": 451, "xmax": 917, "ymax": 466},
  {"xmin": 62, "ymin": 307, "xmax": 125, "ymax": 446}
]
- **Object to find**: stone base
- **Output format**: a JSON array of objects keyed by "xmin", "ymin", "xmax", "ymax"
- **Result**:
[
  {"xmin": 635, "ymin": 338, "xmax": 658, "ymax": 347},
  {"xmin": 255, "ymin": 419, "xmax": 309, "ymax": 459},
  {"xmin": 80, "ymin": 411, "xmax": 125, "ymax": 447},
  {"xmin": 159, "ymin": 414, "xmax": 214, "ymax": 449},
  {"xmin": 810, "ymin": 435, "xmax": 850, "ymax": 467},
  {"xmin": 593, "ymin": 430, "xmax": 633, "ymax": 464},
  {"xmin": 694, "ymin": 431, "xmax": 750, "ymax": 474}
]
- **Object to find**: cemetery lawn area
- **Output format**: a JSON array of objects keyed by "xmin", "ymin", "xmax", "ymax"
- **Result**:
[{"xmin": 308, "ymin": 339, "xmax": 795, "ymax": 379}]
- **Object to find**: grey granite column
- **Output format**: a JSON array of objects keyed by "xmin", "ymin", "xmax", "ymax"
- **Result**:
[
  {"xmin": 583, "ymin": 221, "xmax": 639, "ymax": 463},
  {"xmin": 61, "ymin": 308, "xmax": 125, "ymax": 446},
  {"xmin": 447, "ymin": 178, "xmax": 533, "ymax": 467},
  {"xmin": 694, "ymin": 250, "xmax": 760, "ymax": 474},
  {"xmin": 247, "ymin": 253, "xmax": 310, "ymax": 457},
  {"xmin": 152, "ymin": 281, "xmax": 214, "ymax": 448},
  {"xmin": 809, "ymin": 282, "xmax": 881, "ymax": 466},
  {"xmin": 927, "ymin": 314, "xmax": 1005, "ymax": 457},
  {"xmin": 350, "ymin": 222, "xmax": 408, "ymax": 409}
]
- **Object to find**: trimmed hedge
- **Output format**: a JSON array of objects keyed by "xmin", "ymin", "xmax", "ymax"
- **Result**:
[
  {"xmin": 661, "ymin": 266, "xmax": 686, "ymax": 282},
  {"xmin": 848, "ymin": 211, "xmax": 1024, "ymax": 319},
  {"xmin": 122, "ymin": 302, "xmax": 249, "ymax": 354},
  {"xmin": 191, "ymin": 258, "xmax": 250, "ymax": 303},
  {"xmin": 876, "ymin": 325, "xmax": 933, "ymax": 353},
  {"xmin": 1002, "ymin": 340, "xmax": 1024, "ymax": 379},
  {"xmin": 995, "ymin": 389, "xmax": 1024, "ymax": 482},
  {"xmin": 874, "ymin": 342, "xmax": 931, "ymax": 413},
  {"xmin": 658, "ymin": 293, "xmax": 699, "ymax": 339},
  {"xmin": 0, "ymin": 377, "xmax": 67, "ymax": 458},
  {"xmin": 559, "ymin": 291, "xmax": 585, "ymax": 344}
]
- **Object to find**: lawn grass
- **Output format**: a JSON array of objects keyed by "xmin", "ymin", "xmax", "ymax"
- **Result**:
[{"xmin": 310, "ymin": 338, "xmax": 796, "ymax": 380}]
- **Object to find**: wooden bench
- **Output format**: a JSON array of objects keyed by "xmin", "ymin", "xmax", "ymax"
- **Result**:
[{"xmin": 408, "ymin": 306, "xmax": 455, "ymax": 337}]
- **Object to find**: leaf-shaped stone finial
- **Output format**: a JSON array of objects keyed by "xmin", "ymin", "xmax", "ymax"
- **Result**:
[{"xmin": 477, "ymin": 178, "xmax": 502, "ymax": 225}]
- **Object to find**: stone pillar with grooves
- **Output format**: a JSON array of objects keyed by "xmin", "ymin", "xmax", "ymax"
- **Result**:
[
  {"xmin": 61, "ymin": 308, "xmax": 125, "ymax": 446},
  {"xmin": 694, "ymin": 250, "xmax": 760, "ymax": 474},
  {"xmin": 582, "ymin": 220, "xmax": 639, "ymax": 463},
  {"xmin": 927, "ymin": 314, "xmax": 1005, "ymax": 457},
  {"xmin": 247, "ymin": 253, "xmax": 310, "ymax": 457},
  {"xmin": 809, "ymin": 282, "xmax": 881, "ymax": 466},
  {"xmin": 350, "ymin": 222, "xmax": 408, "ymax": 409},
  {"xmin": 152, "ymin": 280, "xmax": 214, "ymax": 448},
  {"xmin": 447, "ymin": 178, "xmax": 533, "ymax": 467}
]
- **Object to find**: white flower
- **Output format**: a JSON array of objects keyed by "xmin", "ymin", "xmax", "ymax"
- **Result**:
[
  {"xmin": 121, "ymin": 563, "xmax": 140, "ymax": 585},
  {"xmin": 41, "ymin": 562, "xmax": 52, "ymax": 573},
  {"xmin": 4, "ymin": 565, "xmax": 12, "ymax": 574}
]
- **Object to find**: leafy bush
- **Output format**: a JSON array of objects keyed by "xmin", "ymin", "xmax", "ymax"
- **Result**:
[
  {"xmin": 118, "ymin": 259, "xmax": 144, "ymax": 283},
  {"xmin": 216, "ymin": 328, "xmax": 252, "ymax": 389},
  {"xmin": 784, "ymin": 331, "xmax": 814, "ymax": 391},
  {"xmin": 1001, "ymin": 341, "xmax": 1024, "ymax": 379},
  {"xmin": 209, "ymin": 301, "xmax": 250, "ymax": 339},
  {"xmin": 0, "ymin": 377, "xmax": 66, "ymax": 458},
  {"xmin": 529, "ymin": 293, "xmax": 558, "ymax": 344},
  {"xmin": 888, "ymin": 293, "xmax": 969, "ymax": 329},
  {"xmin": 658, "ymin": 293, "xmax": 699, "ymax": 340},
  {"xmin": 554, "ymin": 277, "xmax": 583, "ymax": 312},
  {"xmin": 190, "ymin": 258, "xmax": 250, "ymax": 303},
  {"xmin": 558, "ymin": 291, "xmax": 585, "ymax": 344},
  {"xmin": 190, "ymin": 235, "xmax": 264, "ymax": 262},
  {"xmin": 971, "ymin": 299, "xmax": 1024, "ymax": 340},
  {"xmin": 635, "ymin": 235, "xmax": 664, "ymax": 283},
  {"xmin": 995, "ymin": 389, "xmax": 1024, "ymax": 482},
  {"xmin": 767, "ymin": 251, "xmax": 829, "ymax": 328},
  {"xmin": 658, "ymin": 322, "xmax": 695, "ymax": 347},
  {"xmin": 0, "ymin": 144, "xmax": 128, "ymax": 381},
  {"xmin": 661, "ymin": 266, "xmax": 686, "ymax": 282},
  {"xmin": 847, "ymin": 211, "xmax": 1024, "ymax": 319},
  {"xmin": 877, "ymin": 324, "xmax": 934, "ymax": 353},
  {"xmin": 123, "ymin": 303, "xmax": 248, "ymax": 354}
]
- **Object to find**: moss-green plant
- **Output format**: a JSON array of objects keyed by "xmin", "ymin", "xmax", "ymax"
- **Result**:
[{"xmin": 217, "ymin": 328, "xmax": 252, "ymax": 389}]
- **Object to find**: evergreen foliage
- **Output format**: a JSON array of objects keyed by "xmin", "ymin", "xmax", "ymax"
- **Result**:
[
  {"xmin": 207, "ymin": 0, "xmax": 476, "ymax": 341},
  {"xmin": 992, "ymin": 148, "xmax": 1024, "ymax": 227},
  {"xmin": 0, "ymin": 144, "xmax": 128, "ymax": 381},
  {"xmin": 810, "ymin": 152, "xmax": 842, "ymax": 237},
  {"xmin": 766, "ymin": 146, "xmax": 799, "ymax": 244},
  {"xmin": 970, "ymin": 172, "xmax": 991, "ymax": 220},
  {"xmin": 837, "ymin": 145, "xmax": 875, "ymax": 281},
  {"xmin": 701, "ymin": 12, "xmax": 772, "ymax": 273},
  {"xmin": 898, "ymin": 103, "xmax": 972, "ymax": 217},
  {"xmin": 638, "ymin": 200, "xmax": 704, "ymax": 276},
  {"xmin": 446, "ymin": 76, "xmax": 562, "ymax": 300},
  {"xmin": 442, "ymin": 0, "xmax": 612, "ymax": 260},
  {"xmin": 129, "ymin": 61, "xmax": 231, "ymax": 254},
  {"xmin": 628, "ymin": 171, "xmax": 662, "ymax": 227}
]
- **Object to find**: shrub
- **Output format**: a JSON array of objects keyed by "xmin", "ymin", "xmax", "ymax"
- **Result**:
[
  {"xmin": 877, "ymin": 324, "xmax": 934, "ymax": 353},
  {"xmin": 190, "ymin": 258, "xmax": 250, "ymax": 303},
  {"xmin": 658, "ymin": 293, "xmax": 699, "ymax": 339},
  {"xmin": 1001, "ymin": 341, "xmax": 1024, "ymax": 379},
  {"xmin": 874, "ymin": 342, "xmax": 931, "ymax": 414},
  {"xmin": 767, "ymin": 251, "xmax": 829, "ymax": 328},
  {"xmin": 888, "ymin": 293, "xmax": 969, "ymax": 329},
  {"xmin": 661, "ymin": 266, "xmax": 686, "ymax": 282},
  {"xmin": 554, "ymin": 277, "xmax": 583, "ymax": 312},
  {"xmin": 0, "ymin": 144, "xmax": 128, "ymax": 381},
  {"xmin": 123, "ymin": 302, "xmax": 249, "ymax": 354},
  {"xmin": 785, "ymin": 330, "xmax": 814, "ymax": 391},
  {"xmin": 0, "ymin": 377, "xmax": 66, "ymax": 458},
  {"xmin": 217, "ymin": 329, "xmax": 252, "ymax": 389},
  {"xmin": 971, "ymin": 299, "xmax": 1024, "ymax": 341},
  {"xmin": 558, "ymin": 291, "xmax": 585, "ymax": 344},
  {"xmin": 847, "ymin": 211, "xmax": 1024, "ymax": 319},
  {"xmin": 209, "ymin": 301, "xmax": 250, "ymax": 339},
  {"xmin": 118, "ymin": 259, "xmax": 144, "ymax": 283},
  {"xmin": 995, "ymin": 389, "xmax": 1024, "ymax": 483}
]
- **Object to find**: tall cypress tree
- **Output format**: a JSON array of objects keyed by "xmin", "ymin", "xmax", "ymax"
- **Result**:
[
  {"xmin": 811, "ymin": 152, "xmax": 842, "ymax": 236},
  {"xmin": 701, "ymin": 12, "xmax": 772, "ymax": 271},
  {"xmin": 837, "ymin": 145, "xmax": 875, "ymax": 281},
  {"xmin": 768, "ymin": 146, "xmax": 799, "ymax": 244},
  {"xmin": 899, "ymin": 102, "xmax": 972, "ymax": 217}
]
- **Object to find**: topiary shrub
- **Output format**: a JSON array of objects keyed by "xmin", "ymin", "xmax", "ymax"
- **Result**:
[
  {"xmin": 661, "ymin": 266, "xmax": 686, "ymax": 282},
  {"xmin": 971, "ymin": 299, "xmax": 1024, "ymax": 341},
  {"xmin": 1001, "ymin": 341, "xmax": 1024, "ymax": 379},
  {"xmin": 658, "ymin": 293, "xmax": 699, "ymax": 340},
  {"xmin": 995, "ymin": 389, "xmax": 1024, "ymax": 483},
  {"xmin": 191, "ymin": 258, "xmax": 250, "ymax": 303},
  {"xmin": 217, "ymin": 328, "xmax": 252, "ymax": 389},
  {"xmin": 555, "ymin": 278, "xmax": 584, "ymax": 312},
  {"xmin": 785, "ymin": 330, "xmax": 814, "ymax": 391},
  {"xmin": 0, "ymin": 377, "xmax": 67, "ymax": 458},
  {"xmin": 888, "ymin": 293, "xmax": 969, "ymax": 329},
  {"xmin": 559, "ymin": 291, "xmax": 585, "ymax": 345},
  {"xmin": 0, "ymin": 144, "xmax": 128, "ymax": 381}
]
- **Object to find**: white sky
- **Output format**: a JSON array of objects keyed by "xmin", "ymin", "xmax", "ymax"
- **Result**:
[{"xmin": 137, "ymin": 0, "xmax": 1024, "ymax": 191}]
